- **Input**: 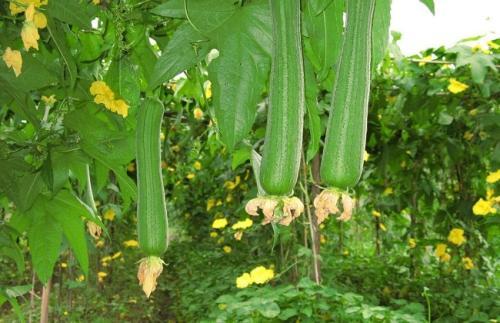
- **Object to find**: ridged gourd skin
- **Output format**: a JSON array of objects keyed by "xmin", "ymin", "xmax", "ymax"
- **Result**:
[
  {"xmin": 136, "ymin": 98, "xmax": 168, "ymax": 256},
  {"xmin": 259, "ymin": 0, "xmax": 305, "ymax": 196},
  {"xmin": 320, "ymin": 0, "xmax": 375, "ymax": 189}
]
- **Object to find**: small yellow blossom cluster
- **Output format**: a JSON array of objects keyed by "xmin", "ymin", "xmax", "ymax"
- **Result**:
[
  {"xmin": 448, "ymin": 228, "xmax": 466, "ymax": 246},
  {"xmin": 462, "ymin": 257, "xmax": 474, "ymax": 270},
  {"xmin": 193, "ymin": 107, "xmax": 204, "ymax": 120},
  {"xmin": 206, "ymin": 198, "xmax": 223, "ymax": 211},
  {"xmin": 123, "ymin": 239, "xmax": 139, "ymax": 248},
  {"xmin": 2, "ymin": 1, "xmax": 48, "ymax": 77},
  {"xmin": 232, "ymin": 218, "xmax": 253, "ymax": 240},
  {"xmin": 97, "ymin": 271, "xmax": 107, "ymax": 283},
  {"xmin": 224, "ymin": 176, "xmax": 241, "ymax": 190},
  {"xmin": 434, "ymin": 243, "xmax": 451, "ymax": 262},
  {"xmin": 103, "ymin": 208, "xmax": 116, "ymax": 221},
  {"xmin": 434, "ymin": 228, "xmax": 466, "ymax": 262},
  {"xmin": 101, "ymin": 251, "xmax": 122, "ymax": 267},
  {"xmin": 408, "ymin": 238, "xmax": 416, "ymax": 249},
  {"xmin": 448, "ymin": 78, "xmax": 468, "ymax": 94},
  {"xmin": 89, "ymin": 81, "xmax": 129, "ymax": 117},
  {"xmin": 472, "ymin": 170, "xmax": 500, "ymax": 216},
  {"xmin": 236, "ymin": 266, "xmax": 274, "ymax": 289},
  {"xmin": 211, "ymin": 218, "xmax": 228, "ymax": 229}
]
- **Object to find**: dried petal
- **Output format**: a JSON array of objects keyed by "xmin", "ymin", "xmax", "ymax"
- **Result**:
[
  {"xmin": 245, "ymin": 198, "xmax": 264, "ymax": 216},
  {"xmin": 337, "ymin": 193, "xmax": 354, "ymax": 222},
  {"xmin": 314, "ymin": 190, "xmax": 340, "ymax": 224},
  {"xmin": 137, "ymin": 256, "xmax": 164, "ymax": 298},
  {"xmin": 86, "ymin": 221, "xmax": 102, "ymax": 239}
]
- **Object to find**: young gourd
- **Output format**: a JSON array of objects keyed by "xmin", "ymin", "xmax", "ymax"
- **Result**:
[
  {"xmin": 315, "ymin": 0, "xmax": 375, "ymax": 223},
  {"xmin": 136, "ymin": 98, "xmax": 168, "ymax": 297},
  {"xmin": 245, "ymin": 0, "xmax": 305, "ymax": 225}
]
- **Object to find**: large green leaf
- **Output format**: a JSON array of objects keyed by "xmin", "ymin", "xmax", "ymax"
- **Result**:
[
  {"xmin": 149, "ymin": 23, "xmax": 211, "ymax": 89},
  {"xmin": 0, "ymin": 77, "xmax": 40, "ymax": 128},
  {"xmin": 50, "ymin": 190, "xmax": 89, "ymax": 276},
  {"xmin": 372, "ymin": 0, "xmax": 392, "ymax": 68},
  {"xmin": 0, "ymin": 53, "xmax": 57, "ymax": 91},
  {"xmin": 47, "ymin": 0, "xmax": 98, "ymax": 28},
  {"xmin": 105, "ymin": 57, "xmax": 141, "ymax": 107},
  {"xmin": 419, "ymin": 0, "xmax": 435, "ymax": 14},
  {"xmin": 27, "ymin": 205, "xmax": 62, "ymax": 284},
  {"xmin": 46, "ymin": 18, "xmax": 78, "ymax": 87},
  {"xmin": 208, "ymin": 0, "xmax": 272, "ymax": 150},
  {"xmin": 303, "ymin": 0, "xmax": 344, "ymax": 77},
  {"xmin": 304, "ymin": 60, "xmax": 321, "ymax": 162}
]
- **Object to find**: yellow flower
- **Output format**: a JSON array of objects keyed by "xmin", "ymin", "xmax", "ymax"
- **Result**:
[
  {"xmin": 448, "ymin": 228, "xmax": 466, "ymax": 246},
  {"xmin": 103, "ymin": 209, "xmax": 116, "ymax": 221},
  {"xmin": 225, "ymin": 194, "xmax": 233, "ymax": 203},
  {"xmin": 186, "ymin": 173, "xmax": 195, "ymax": 180},
  {"xmin": 76, "ymin": 274, "xmax": 85, "ymax": 282},
  {"xmin": 89, "ymin": 81, "xmax": 128, "ymax": 117},
  {"xmin": 223, "ymin": 246, "xmax": 232, "ymax": 253},
  {"xmin": 111, "ymin": 252, "xmax": 122, "ymax": 260},
  {"xmin": 342, "ymin": 249, "xmax": 349, "ymax": 256},
  {"xmin": 236, "ymin": 273, "xmax": 252, "ymax": 289},
  {"xmin": 2, "ymin": 47, "xmax": 22, "ymax": 77},
  {"xmin": 250, "ymin": 266, "xmax": 274, "ymax": 284},
  {"xmin": 463, "ymin": 131, "xmax": 474, "ymax": 141},
  {"xmin": 193, "ymin": 161, "xmax": 202, "ymax": 170},
  {"xmin": 320, "ymin": 234, "xmax": 326, "ymax": 244},
  {"xmin": 206, "ymin": 198, "xmax": 216, "ymax": 211},
  {"xmin": 408, "ymin": 238, "xmax": 416, "ymax": 248},
  {"xmin": 210, "ymin": 231, "xmax": 218, "ymax": 238},
  {"xmin": 419, "ymin": 55, "xmax": 433, "ymax": 66},
  {"xmin": 9, "ymin": 0, "xmax": 48, "ymax": 15},
  {"xmin": 383, "ymin": 187, "xmax": 393, "ymax": 196},
  {"xmin": 435, "ymin": 243, "xmax": 448, "ymax": 258},
  {"xmin": 97, "ymin": 271, "xmax": 107, "ymax": 282},
  {"xmin": 371, "ymin": 210, "xmax": 381, "ymax": 217},
  {"xmin": 204, "ymin": 80, "xmax": 212, "ymax": 99},
  {"xmin": 212, "ymin": 218, "xmax": 228, "ymax": 229},
  {"xmin": 123, "ymin": 239, "xmax": 139, "ymax": 248},
  {"xmin": 472, "ymin": 198, "xmax": 496, "ymax": 216},
  {"xmin": 379, "ymin": 223, "xmax": 387, "ymax": 231},
  {"xmin": 41, "ymin": 95, "xmax": 56, "ymax": 106},
  {"xmin": 440, "ymin": 253, "xmax": 451, "ymax": 262},
  {"xmin": 216, "ymin": 199, "xmax": 223, "ymax": 206},
  {"xmin": 101, "ymin": 256, "xmax": 112, "ymax": 264},
  {"xmin": 232, "ymin": 218, "xmax": 253, "ymax": 230},
  {"xmin": 448, "ymin": 78, "xmax": 469, "ymax": 94},
  {"xmin": 33, "ymin": 11, "xmax": 47, "ymax": 29},
  {"xmin": 486, "ymin": 170, "xmax": 500, "ymax": 183},
  {"xmin": 92, "ymin": 0, "xmax": 101, "ymax": 4},
  {"xmin": 193, "ymin": 107, "xmax": 204, "ymax": 120},
  {"xmin": 363, "ymin": 151, "xmax": 370, "ymax": 162},
  {"xmin": 159, "ymin": 132, "xmax": 165, "ymax": 141},
  {"xmin": 21, "ymin": 21, "xmax": 40, "ymax": 51},
  {"xmin": 468, "ymin": 109, "xmax": 478, "ymax": 116},
  {"xmin": 60, "ymin": 262, "xmax": 67, "ymax": 268},
  {"xmin": 224, "ymin": 176, "xmax": 241, "ymax": 190},
  {"xmin": 462, "ymin": 257, "xmax": 474, "ymax": 270}
]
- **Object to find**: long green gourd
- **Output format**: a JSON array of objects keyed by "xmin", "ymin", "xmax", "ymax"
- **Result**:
[
  {"xmin": 136, "ymin": 98, "xmax": 168, "ymax": 297},
  {"xmin": 246, "ymin": 0, "xmax": 305, "ymax": 226},
  {"xmin": 259, "ymin": 0, "xmax": 304, "ymax": 196},
  {"xmin": 320, "ymin": 0, "xmax": 375, "ymax": 189},
  {"xmin": 314, "ymin": 0, "xmax": 375, "ymax": 224}
]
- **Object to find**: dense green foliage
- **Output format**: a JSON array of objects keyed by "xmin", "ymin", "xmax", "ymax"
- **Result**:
[{"xmin": 0, "ymin": 0, "xmax": 499, "ymax": 322}]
